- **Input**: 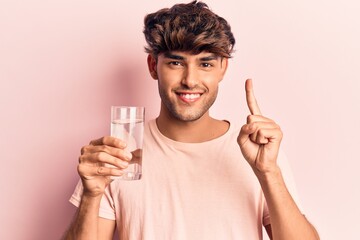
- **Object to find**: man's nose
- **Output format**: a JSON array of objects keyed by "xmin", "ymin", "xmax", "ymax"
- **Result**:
[{"xmin": 181, "ymin": 66, "xmax": 198, "ymax": 88}]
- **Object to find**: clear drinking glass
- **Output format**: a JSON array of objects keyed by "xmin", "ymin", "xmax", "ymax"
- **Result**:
[{"xmin": 110, "ymin": 106, "xmax": 144, "ymax": 180}]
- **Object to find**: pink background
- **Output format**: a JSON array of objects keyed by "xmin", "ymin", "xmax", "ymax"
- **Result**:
[{"xmin": 1, "ymin": 1, "xmax": 359, "ymax": 239}]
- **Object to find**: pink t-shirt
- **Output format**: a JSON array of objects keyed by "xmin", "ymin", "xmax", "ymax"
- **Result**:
[{"xmin": 70, "ymin": 119, "xmax": 300, "ymax": 240}]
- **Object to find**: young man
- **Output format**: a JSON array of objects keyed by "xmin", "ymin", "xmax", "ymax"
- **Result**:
[{"xmin": 64, "ymin": 1, "xmax": 319, "ymax": 239}]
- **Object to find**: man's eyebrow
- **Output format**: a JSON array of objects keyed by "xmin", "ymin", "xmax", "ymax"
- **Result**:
[
  {"xmin": 199, "ymin": 55, "xmax": 219, "ymax": 61},
  {"xmin": 163, "ymin": 52, "xmax": 219, "ymax": 61},
  {"xmin": 163, "ymin": 52, "xmax": 185, "ymax": 60}
]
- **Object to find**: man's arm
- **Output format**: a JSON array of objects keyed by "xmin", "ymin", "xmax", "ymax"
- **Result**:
[
  {"xmin": 63, "ymin": 136, "xmax": 132, "ymax": 239},
  {"xmin": 63, "ymin": 195, "xmax": 115, "ymax": 240},
  {"xmin": 260, "ymin": 169, "xmax": 319, "ymax": 240},
  {"xmin": 265, "ymin": 216, "xmax": 319, "ymax": 240},
  {"xmin": 238, "ymin": 79, "xmax": 319, "ymax": 240}
]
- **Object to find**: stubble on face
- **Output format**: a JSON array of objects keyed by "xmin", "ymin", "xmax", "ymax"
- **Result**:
[{"xmin": 158, "ymin": 83, "xmax": 219, "ymax": 122}]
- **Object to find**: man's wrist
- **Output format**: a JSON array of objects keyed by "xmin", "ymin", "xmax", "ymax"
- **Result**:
[
  {"xmin": 254, "ymin": 165, "xmax": 283, "ymax": 186},
  {"xmin": 82, "ymin": 186, "xmax": 106, "ymax": 199},
  {"xmin": 80, "ymin": 192, "xmax": 103, "ymax": 209}
]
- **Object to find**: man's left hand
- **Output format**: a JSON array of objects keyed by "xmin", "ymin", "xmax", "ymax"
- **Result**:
[{"xmin": 237, "ymin": 79, "xmax": 283, "ymax": 176}]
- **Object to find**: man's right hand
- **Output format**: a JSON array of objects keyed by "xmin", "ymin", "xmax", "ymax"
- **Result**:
[{"xmin": 77, "ymin": 136, "xmax": 132, "ymax": 197}]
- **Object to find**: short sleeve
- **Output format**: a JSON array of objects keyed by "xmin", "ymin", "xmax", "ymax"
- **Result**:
[
  {"xmin": 69, "ymin": 179, "xmax": 83, "ymax": 207},
  {"xmin": 262, "ymin": 193, "xmax": 271, "ymax": 226},
  {"xmin": 69, "ymin": 179, "xmax": 116, "ymax": 220},
  {"xmin": 262, "ymin": 149, "xmax": 303, "ymax": 226}
]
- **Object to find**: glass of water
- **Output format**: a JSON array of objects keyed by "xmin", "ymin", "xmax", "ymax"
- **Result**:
[{"xmin": 110, "ymin": 106, "xmax": 144, "ymax": 180}]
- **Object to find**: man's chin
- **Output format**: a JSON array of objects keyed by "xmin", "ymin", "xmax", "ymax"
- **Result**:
[{"xmin": 171, "ymin": 110, "xmax": 205, "ymax": 122}]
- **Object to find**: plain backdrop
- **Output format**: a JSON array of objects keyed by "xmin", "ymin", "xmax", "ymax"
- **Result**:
[{"xmin": 1, "ymin": 0, "xmax": 359, "ymax": 239}]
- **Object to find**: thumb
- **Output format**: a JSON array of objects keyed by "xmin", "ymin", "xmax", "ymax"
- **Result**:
[{"xmin": 238, "ymin": 123, "xmax": 257, "ymax": 146}]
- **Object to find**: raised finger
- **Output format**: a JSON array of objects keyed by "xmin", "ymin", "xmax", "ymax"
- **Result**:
[
  {"xmin": 245, "ymin": 79, "xmax": 262, "ymax": 115},
  {"xmin": 246, "ymin": 114, "xmax": 274, "ymax": 124}
]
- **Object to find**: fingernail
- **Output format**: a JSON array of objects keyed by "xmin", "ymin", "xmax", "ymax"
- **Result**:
[
  {"xmin": 125, "ymin": 151, "xmax": 133, "ymax": 160},
  {"xmin": 116, "ymin": 139, "xmax": 127, "ymax": 148},
  {"xmin": 113, "ymin": 169, "xmax": 123, "ymax": 175},
  {"xmin": 121, "ymin": 161, "xmax": 129, "ymax": 168}
]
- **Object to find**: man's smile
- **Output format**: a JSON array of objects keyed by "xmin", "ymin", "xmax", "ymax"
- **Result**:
[{"xmin": 175, "ymin": 91, "xmax": 203, "ymax": 103}]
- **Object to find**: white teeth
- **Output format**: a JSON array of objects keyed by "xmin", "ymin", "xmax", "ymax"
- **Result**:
[{"xmin": 181, "ymin": 93, "xmax": 200, "ymax": 99}]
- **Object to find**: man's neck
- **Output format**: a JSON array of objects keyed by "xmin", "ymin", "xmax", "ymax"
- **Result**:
[{"xmin": 156, "ymin": 110, "xmax": 229, "ymax": 143}]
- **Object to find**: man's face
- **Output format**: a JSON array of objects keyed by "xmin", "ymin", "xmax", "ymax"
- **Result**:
[{"xmin": 149, "ymin": 51, "xmax": 228, "ymax": 122}]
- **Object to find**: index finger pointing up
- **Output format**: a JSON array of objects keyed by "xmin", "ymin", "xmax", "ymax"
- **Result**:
[{"xmin": 245, "ymin": 79, "xmax": 262, "ymax": 115}]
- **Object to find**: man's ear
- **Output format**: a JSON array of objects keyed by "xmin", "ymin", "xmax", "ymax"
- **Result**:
[
  {"xmin": 219, "ymin": 57, "xmax": 228, "ymax": 82},
  {"xmin": 147, "ymin": 54, "xmax": 158, "ymax": 80}
]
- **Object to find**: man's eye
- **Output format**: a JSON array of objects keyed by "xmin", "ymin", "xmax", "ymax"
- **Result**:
[
  {"xmin": 169, "ymin": 61, "xmax": 182, "ymax": 66},
  {"xmin": 201, "ymin": 63, "xmax": 213, "ymax": 68}
]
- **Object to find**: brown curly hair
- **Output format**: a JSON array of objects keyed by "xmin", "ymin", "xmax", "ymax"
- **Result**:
[{"xmin": 143, "ymin": 1, "xmax": 235, "ymax": 58}]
